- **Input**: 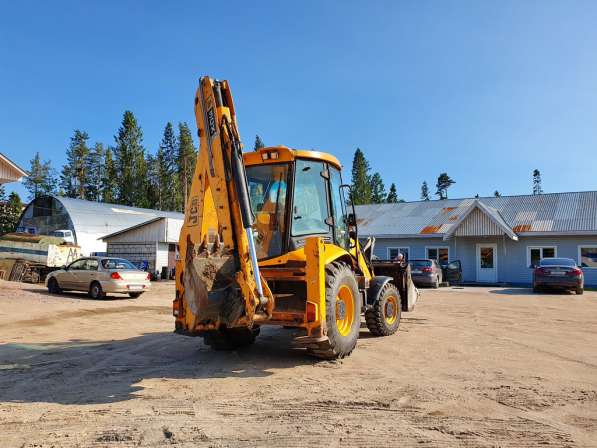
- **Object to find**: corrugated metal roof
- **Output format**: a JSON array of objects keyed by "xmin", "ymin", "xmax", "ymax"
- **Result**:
[
  {"xmin": 356, "ymin": 191, "xmax": 597, "ymax": 237},
  {"xmin": 55, "ymin": 196, "xmax": 184, "ymax": 239}
]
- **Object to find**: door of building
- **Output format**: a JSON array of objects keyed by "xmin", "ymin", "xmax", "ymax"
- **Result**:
[{"xmin": 476, "ymin": 243, "xmax": 498, "ymax": 283}]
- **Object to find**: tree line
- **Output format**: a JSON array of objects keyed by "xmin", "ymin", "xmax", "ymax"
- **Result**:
[
  {"xmin": 23, "ymin": 111, "xmax": 197, "ymax": 212},
  {"xmin": 350, "ymin": 147, "xmax": 545, "ymax": 204}
]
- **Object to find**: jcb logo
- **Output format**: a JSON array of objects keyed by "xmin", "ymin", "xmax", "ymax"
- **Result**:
[{"xmin": 207, "ymin": 108, "xmax": 217, "ymax": 137}]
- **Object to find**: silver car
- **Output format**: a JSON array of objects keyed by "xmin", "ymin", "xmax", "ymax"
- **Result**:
[{"xmin": 46, "ymin": 257, "xmax": 151, "ymax": 299}]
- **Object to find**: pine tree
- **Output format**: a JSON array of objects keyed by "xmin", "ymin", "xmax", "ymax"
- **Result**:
[
  {"xmin": 494, "ymin": 190, "xmax": 501, "ymax": 197},
  {"xmin": 421, "ymin": 181, "xmax": 430, "ymax": 201},
  {"xmin": 114, "ymin": 111, "xmax": 146, "ymax": 206},
  {"xmin": 85, "ymin": 142, "xmax": 106, "ymax": 201},
  {"xmin": 0, "ymin": 190, "xmax": 23, "ymax": 235},
  {"xmin": 24, "ymin": 152, "xmax": 57, "ymax": 200},
  {"xmin": 159, "ymin": 122, "xmax": 178, "ymax": 211},
  {"xmin": 350, "ymin": 148, "xmax": 372, "ymax": 205},
  {"xmin": 386, "ymin": 183, "xmax": 399, "ymax": 203},
  {"xmin": 435, "ymin": 173, "xmax": 455, "ymax": 200},
  {"xmin": 532, "ymin": 169, "xmax": 543, "ymax": 195},
  {"xmin": 177, "ymin": 122, "xmax": 197, "ymax": 211},
  {"xmin": 370, "ymin": 172, "xmax": 386, "ymax": 203},
  {"xmin": 102, "ymin": 148, "xmax": 118, "ymax": 203},
  {"xmin": 254, "ymin": 135, "xmax": 265, "ymax": 151},
  {"xmin": 145, "ymin": 152, "xmax": 160, "ymax": 209},
  {"xmin": 60, "ymin": 130, "xmax": 90, "ymax": 199}
]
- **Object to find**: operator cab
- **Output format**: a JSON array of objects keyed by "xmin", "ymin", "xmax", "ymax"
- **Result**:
[{"xmin": 244, "ymin": 147, "xmax": 351, "ymax": 260}]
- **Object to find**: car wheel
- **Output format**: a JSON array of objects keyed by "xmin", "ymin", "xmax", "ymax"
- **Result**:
[
  {"xmin": 47, "ymin": 277, "xmax": 62, "ymax": 294},
  {"xmin": 576, "ymin": 287, "xmax": 584, "ymax": 295},
  {"xmin": 89, "ymin": 282, "xmax": 105, "ymax": 300},
  {"xmin": 433, "ymin": 276, "xmax": 439, "ymax": 289}
]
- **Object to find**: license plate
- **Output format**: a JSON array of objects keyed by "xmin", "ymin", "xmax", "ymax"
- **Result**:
[
  {"xmin": 128, "ymin": 285, "xmax": 144, "ymax": 290},
  {"xmin": 412, "ymin": 270, "xmax": 422, "ymax": 274},
  {"xmin": 550, "ymin": 272, "xmax": 565, "ymax": 276}
]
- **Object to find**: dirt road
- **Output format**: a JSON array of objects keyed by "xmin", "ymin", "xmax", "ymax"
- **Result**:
[{"xmin": 1, "ymin": 280, "xmax": 596, "ymax": 447}]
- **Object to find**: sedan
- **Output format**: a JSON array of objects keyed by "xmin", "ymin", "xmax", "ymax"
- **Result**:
[
  {"xmin": 409, "ymin": 259, "xmax": 442, "ymax": 288},
  {"xmin": 533, "ymin": 257, "xmax": 584, "ymax": 295},
  {"xmin": 46, "ymin": 257, "xmax": 151, "ymax": 299}
]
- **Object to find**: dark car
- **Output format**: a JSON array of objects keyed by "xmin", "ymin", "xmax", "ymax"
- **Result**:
[
  {"xmin": 532, "ymin": 257, "xmax": 584, "ymax": 295},
  {"xmin": 409, "ymin": 259, "xmax": 443, "ymax": 288},
  {"xmin": 439, "ymin": 260, "xmax": 463, "ymax": 285}
]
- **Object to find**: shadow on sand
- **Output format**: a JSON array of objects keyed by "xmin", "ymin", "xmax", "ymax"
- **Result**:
[
  {"xmin": 488, "ymin": 288, "xmax": 574, "ymax": 296},
  {"xmin": 0, "ymin": 327, "xmax": 323, "ymax": 406},
  {"xmin": 22, "ymin": 287, "xmax": 139, "ymax": 301}
]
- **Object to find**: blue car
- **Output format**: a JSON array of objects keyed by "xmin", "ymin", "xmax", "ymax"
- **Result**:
[{"xmin": 533, "ymin": 257, "xmax": 584, "ymax": 295}]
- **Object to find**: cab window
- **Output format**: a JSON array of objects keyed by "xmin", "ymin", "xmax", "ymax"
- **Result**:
[{"xmin": 291, "ymin": 160, "xmax": 330, "ymax": 237}]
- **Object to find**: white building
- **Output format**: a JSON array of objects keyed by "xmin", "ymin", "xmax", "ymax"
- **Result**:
[
  {"xmin": 17, "ymin": 195, "xmax": 183, "ymax": 256},
  {"xmin": 101, "ymin": 217, "xmax": 183, "ymax": 279}
]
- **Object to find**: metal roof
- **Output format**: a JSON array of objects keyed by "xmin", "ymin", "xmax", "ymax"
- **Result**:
[
  {"xmin": 355, "ymin": 191, "xmax": 597, "ymax": 238},
  {"xmin": 54, "ymin": 196, "xmax": 184, "ymax": 239}
]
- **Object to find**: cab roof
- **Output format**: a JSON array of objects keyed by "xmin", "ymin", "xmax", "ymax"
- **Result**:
[{"xmin": 243, "ymin": 146, "xmax": 342, "ymax": 170}]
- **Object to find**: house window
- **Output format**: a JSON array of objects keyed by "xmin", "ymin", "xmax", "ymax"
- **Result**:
[
  {"xmin": 388, "ymin": 247, "xmax": 409, "ymax": 261},
  {"xmin": 578, "ymin": 246, "xmax": 597, "ymax": 269},
  {"xmin": 527, "ymin": 246, "xmax": 556, "ymax": 268},
  {"xmin": 426, "ymin": 246, "xmax": 449, "ymax": 264}
]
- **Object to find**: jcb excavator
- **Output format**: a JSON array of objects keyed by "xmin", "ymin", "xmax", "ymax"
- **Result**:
[{"xmin": 173, "ymin": 76, "xmax": 418, "ymax": 359}]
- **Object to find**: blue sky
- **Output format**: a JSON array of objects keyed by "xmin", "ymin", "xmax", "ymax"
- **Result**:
[{"xmin": 1, "ymin": 1, "xmax": 597, "ymax": 202}]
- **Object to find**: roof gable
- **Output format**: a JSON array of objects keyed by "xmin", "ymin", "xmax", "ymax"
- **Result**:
[{"xmin": 443, "ymin": 200, "xmax": 518, "ymax": 240}]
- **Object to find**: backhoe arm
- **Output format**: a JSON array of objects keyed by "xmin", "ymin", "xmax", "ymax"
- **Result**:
[{"xmin": 176, "ymin": 77, "xmax": 274, "ymax": 333}]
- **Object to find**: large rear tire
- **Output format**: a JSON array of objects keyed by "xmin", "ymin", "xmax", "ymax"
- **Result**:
[
  {"xmin": 203, "ymin": 326, "xmax": 260, "ymax": 350},
  {"xmin": 309, "ymin": 262, "xmax": 361, "ymax": 359},
  {"xmin": 365, "ymin": 283, "xmax": 401, "ymax": 336}
]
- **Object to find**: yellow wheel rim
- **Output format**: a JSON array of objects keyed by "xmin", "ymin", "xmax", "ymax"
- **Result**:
[
  {"xmin": 335, "ymin": 285, "xmax": 355, "ymax": 337},
  {"xmin": 384, "ymin": 296, "xmax": 398, "ymax": 325}
]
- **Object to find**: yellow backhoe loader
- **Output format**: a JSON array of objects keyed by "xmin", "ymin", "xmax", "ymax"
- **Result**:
[{"xmin": 173, "ymin": 76, "xmax": 418, "ymax": 358}]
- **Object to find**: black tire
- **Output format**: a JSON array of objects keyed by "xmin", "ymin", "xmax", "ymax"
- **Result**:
[
  {"xmin": 128, "ymin": 292, "xmax": 143, "ymax": 298},
  {"xmin": 47, "ymin": 277, "xmax": 62, "ymax": 294},
  {"xmin": 576, "ymin": 287, "xmax": 584, "ymax": 295},
  {"xmin": 203, "ymin": 326, "xmax": 260, "ymax": 350},
  {"xmin": 89, "ymin": 281, "xmax": 105, "ymax": 300},
  {"xmin": 309, "ymin": 262, "xmax": 361, "ymax": 359},
  {"xmin": 365, "ymin": 283, "xmax": 401, "ymax": 336}
]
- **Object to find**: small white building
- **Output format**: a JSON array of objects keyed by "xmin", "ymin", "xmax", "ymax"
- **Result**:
[{"xmin": 100, "ymin": 217, "xmax": 183, "ymax": 279}]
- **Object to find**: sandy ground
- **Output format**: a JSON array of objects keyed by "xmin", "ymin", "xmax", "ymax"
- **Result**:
[{"xmin": 0, "ymin": 280, "xmax": 596, "ymax": 447}]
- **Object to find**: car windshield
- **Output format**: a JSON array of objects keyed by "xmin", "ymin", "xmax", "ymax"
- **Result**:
[
  {"xmin": 246, "ymin": 163, "xmax": 289, "ymax": 259},
  {"xmin": 540, "ymin": 258, "xmax": 576, "ymax": 267},
  {"xmin": 101, "ymin": 258, "xmax": 138, "ymax": 270},
  {"xmin": 410, "ymin": 260, "xmax": 432, "ymax": 267}
]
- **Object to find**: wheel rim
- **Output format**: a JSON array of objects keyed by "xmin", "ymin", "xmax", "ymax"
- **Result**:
[
  {"xmin": 335, "ymin": 285, "xmax": 355, "ymax": 337},
  {"xmin": 384, "ymin": 295, "xmax": 398, "ymax": 325},
  {"xmin": 92, "ymin": 285, "xmax": 99, "ymax": 297}
]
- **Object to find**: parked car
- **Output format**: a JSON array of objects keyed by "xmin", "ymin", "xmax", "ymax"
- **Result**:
[
  {"xmin": 439, "ymin": 260, "xmax": 463, "ymax": 285},
  {"xmin": 46, "ymin": 257, "xmax": 151, "ymax": 299},
  {"xmin": 532, "ymin": 257, "xmax": 584, "ymax": 295},
  {"xmin": 409, "ymin": 259, "xmax": 443, "ymax": 288}
]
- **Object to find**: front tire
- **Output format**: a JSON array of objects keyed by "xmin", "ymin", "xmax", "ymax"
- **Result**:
[
  {"xmin": 309, "ymin": 262, "xmax": 361, "ymax": 359},
  {"xmin": 47, "ymin": 277, "xmax": 61, "ymax": 294},
  {"xmin": 89, "ymin": 282, "xmax": 105, "ymax": 300},
  {"xmin": 365, "ymin": 283, "xmax": 401, "ymax": 336}
]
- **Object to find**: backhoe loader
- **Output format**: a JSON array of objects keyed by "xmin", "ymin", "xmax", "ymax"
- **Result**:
[{"xmin": 173, "ymin": 76, "xmax": 418, "ymax": 358}]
